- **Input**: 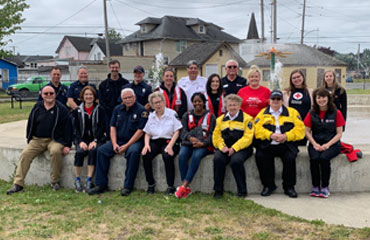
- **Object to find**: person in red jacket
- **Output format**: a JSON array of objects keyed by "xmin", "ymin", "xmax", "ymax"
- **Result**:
[
  {"xmin": 238, "ymin": 65, "xmax": 270, "ymax": 118},
  {"xmin": 304, "ymin": 88, "xmax": 345, "ymax": 198},
  {"xmin": 204, "ymin": 73, "xmax": 225, "ymax": 118}
]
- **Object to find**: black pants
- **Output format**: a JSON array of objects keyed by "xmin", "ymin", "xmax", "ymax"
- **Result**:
[
  {"xmin": 142, "ymin": 138, "xmax": 180, "ymax": 187},
  {"xmin": 74, "ymin": 143, "xmax": 102, "ymax": 166},
  {"xmin": 308, "ymin": 141, "xmax": 341, "ymax": 188},
  {"xmin": 213, "ymin": 147, "xmax": 253, "ymax": 194},
  {"xmin": 255, "ymin": 144, "xmax": 297, "ymax": 190}
]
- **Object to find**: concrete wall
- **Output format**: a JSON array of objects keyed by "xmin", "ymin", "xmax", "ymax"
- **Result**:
[{"xmin": 1, "ymin": 146, "xmax": 368, "ymax": 194}]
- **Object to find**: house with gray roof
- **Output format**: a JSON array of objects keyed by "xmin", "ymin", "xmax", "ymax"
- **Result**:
[
  {"xmin": 55, "ymin": 36, "xmax": 97, "ymax": 60},
  {"xmin": 118, "ymin": 15, "xmax": 241, "ymax": 64}
]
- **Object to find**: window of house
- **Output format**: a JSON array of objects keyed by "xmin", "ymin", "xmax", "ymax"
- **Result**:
[
  {"xmin": 262, "ymin": 70, "xmax": 270, "ymax": 82},
  {"xmin": 97, "ymin": 52, "xmax": 101, "ymax": 60},
  {"xmin": 163, "ymin": 56, "xmax": 169, "ymax": 65},
  {"xmin": 141, "ymin": 25, "xmax": 146, "ymax": 33},
  {"xmin": 199, "ymin": 25, "xmax": 204, "ymax": 33},
  {"xmin": 176, "ymin": 40, "xmax": 186, "ymax": 53},
  {"xmin": 3, "ymin": 69, "xmax": 9, "ymax": 83},
  {"xmin": 219, "ymin": 50, "xmax": 223, "ymax": 56},
  {"xmin": 125, "ymin": 43, "xmax": 130, "ymax": 51},
  {"xmin": 335, "ymin": 68, "xmax": 342, "ymax": 83}
]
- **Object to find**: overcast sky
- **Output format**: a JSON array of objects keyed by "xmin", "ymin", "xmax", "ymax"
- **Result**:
[{"xmin": 5, "ymin": 0, "xmax": 370, "ymax": 56}]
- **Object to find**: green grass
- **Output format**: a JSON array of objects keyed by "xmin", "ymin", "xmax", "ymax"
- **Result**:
[
  {"xmin": 0, "ymin": 180, "xmax": 369, "ymax": 240},
  {"xmin": 0, "ymin": 101, "xmax": 35, "ymax": 124},
  {"xmin": 347, "ymin": 89, "xmax": 370, "ymax": 94}
]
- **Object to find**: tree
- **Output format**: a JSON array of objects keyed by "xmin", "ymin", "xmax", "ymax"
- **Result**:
[
  {"xmin": 0, "ymin": 0, "xmax": 29, "ymax": 57},
  {"xmin": 108, "ymin": 29, "xmax": 122, "ymax": 40}
]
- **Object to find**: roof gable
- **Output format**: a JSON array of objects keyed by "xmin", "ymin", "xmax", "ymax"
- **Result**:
[{"xmin": 55, "ymin": 36, "xmax": 96, "ymax": 53}]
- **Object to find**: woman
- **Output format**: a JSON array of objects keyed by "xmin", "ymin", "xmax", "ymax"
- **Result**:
[
  {"xmin": 204, "ymin": 73, "xmax": 225, "ymax": 117},
  {"xmin": 142, "ymin": 91, "xmax": 182, "ymax": 195},
  {"xmin": 237, "ymin": 65, "xmax": 271, "ymax": 118},
  {"xmin": 283, "ymin": 70, "xmax": 313, "ymax": 145},
  {"xmin": 73, "ymin": 86, "xmax": 106, "ymax": 192},
  {"xmin": 321, "ymin": 70, "xmax": 347, "ymax": 122},
  {"xmin": 304, "ymin": 88, "xmax": 345, "ymax": 198},
  {"xmin": 156, "ymin": 67, "xmax": 188, "ymax": 119},
  {"xmin": 212, "ymin": 94, "xmax": 254, "ymax": 199},
  {"xmin": 175, "ymin": 92, "xmax": 216, "ymax": 198}
]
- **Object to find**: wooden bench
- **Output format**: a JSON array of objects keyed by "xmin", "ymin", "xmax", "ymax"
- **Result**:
[{"xmin": 10, "ymin": 92, "xmax": 39, "ymax": 109}]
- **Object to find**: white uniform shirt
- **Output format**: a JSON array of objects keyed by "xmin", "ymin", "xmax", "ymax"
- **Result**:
[
  {"xmin": 177, "ymin": 75, "xmax": 207, "ymax": 110},
  {"xmin": 269, "ymin": 106, "xmax": 283, "ymax": 145},
  {"xmin": 143, "ymin": 108, "xmax": 182, "ymax": 139}
]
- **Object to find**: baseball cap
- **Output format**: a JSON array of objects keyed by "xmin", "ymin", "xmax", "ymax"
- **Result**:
[
  {"xmin": 133, "ymin": 65, "xmax": 145, "ymax": 73},
  {"xmin": 270, "ymin": 90, "xmax": 283, "ymax": 99}
]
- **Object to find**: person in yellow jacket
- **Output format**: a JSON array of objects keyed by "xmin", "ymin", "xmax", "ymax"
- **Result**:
[
  {"xmin": 212, "ymin": 94, "xmax": 254, "ymax": 199},
  {"xmin": 254, "ymin": 90, "xmax": 305, "ymax": 198}
]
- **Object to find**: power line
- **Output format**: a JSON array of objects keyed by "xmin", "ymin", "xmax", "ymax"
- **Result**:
[
  {"xmin": 117, "ymin": 0, "xmax": 248, "ymax": 9},
  {"xmin": 109, "ymin": 0, "xmax": 125, "ymax": 37},
  {"xmin": 114, "ymin": 0, "xmax": 160, "ymax": 17}
]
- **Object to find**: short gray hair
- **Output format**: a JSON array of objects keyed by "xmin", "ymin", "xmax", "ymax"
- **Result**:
[
  {"xmin": 121, "ymin": 88, "xmax": 135, "ymax": 97},
  {"xmin": 186, "ymin": 60, "xmax": 199, "ymax": 68},
  {"xmin": 225, "ymin": 94, "xmax": 242, "ymax": 106},
  {"xmin": 78, "ymin": 65, "xmax": 88, "ymax": 73},
  {"xmin": 225, "ymin": 59, "xmax": 239, "ymax": 68},
  {"xmin": 148, "ymin": 91, "xmax": 165, "ymax": 108}
]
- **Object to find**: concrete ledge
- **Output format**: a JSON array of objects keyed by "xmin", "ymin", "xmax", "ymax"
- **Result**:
[{"xmin": 0, "ymin": 145, "xmax": 368, "ymax": 194}]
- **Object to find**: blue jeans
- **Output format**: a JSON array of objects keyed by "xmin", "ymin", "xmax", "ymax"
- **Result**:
[
  {"xmin": 95, "ymin": 140, "xmax": 143, "ymax": 189},
  {"xmin": 178, "ymin": 145, "xmax": 211, "ymax": 183}
]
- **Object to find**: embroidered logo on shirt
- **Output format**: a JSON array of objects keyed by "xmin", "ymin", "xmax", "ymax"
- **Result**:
[{"xmin": 293, "ymin": 92, "xmax": 303, "ymax": 100}]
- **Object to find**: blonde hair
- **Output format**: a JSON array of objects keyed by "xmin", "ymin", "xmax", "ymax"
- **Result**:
[
  {"xmin": 148, "ymin": 91, "xmax": 165, "ymax": 108},
  {"xmin": 321, "ymin": 70, "xmax": 344, "ymax": 94},
  {"xmin": 247, "ymin": 65, "xmax": 262, "ymax": 79}
]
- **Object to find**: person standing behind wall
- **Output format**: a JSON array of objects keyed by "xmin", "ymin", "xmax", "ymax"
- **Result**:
[
  {"xmin": 221, "ymin": 59, "xmax": 247, "ymax": 96},
  {"xmin": 177, "ymin": 60, "xmax": 207, "ymax": 110},
  {"xmin": 6, "ymin": 86, "xmax": 72, "ymax": 194},
  {"xmin": 67, "ymin": 66, "xmax": 98, "ymax": 111},
  {"xmin": 99, "ymin": 60, "xmax": 129, "ymax": 137},
  {"xmin": 38, "ymin": 66, "xmax": 69, "ymax": 106},
  {"xmin": 204, "ymin": 73, "xmax": 225, "ymax": 118}
]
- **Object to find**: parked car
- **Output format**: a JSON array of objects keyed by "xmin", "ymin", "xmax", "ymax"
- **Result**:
[
  {"xmin": 346, "ymin": 77, "xmax": 353, "ymax": 83},
  {"xmin": 6, "ymin": 76, "xmax": 71, "ymax": 95}
]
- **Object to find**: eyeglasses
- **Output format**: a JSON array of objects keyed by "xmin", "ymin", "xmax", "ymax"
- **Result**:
[
  {"xmin": 153, "ymin": 100, "xmax": 163, "ymax": 105},
  {"xmin": 227, "ymin": 65, "xmax": 238, "ymax": 69},
  {"xmin": 271, "ymin": 98, "xmax": 282, "ymax": 101},
  {"xmin": 43, "ymin": 92, "xmax": 54, "ymax": 96}
]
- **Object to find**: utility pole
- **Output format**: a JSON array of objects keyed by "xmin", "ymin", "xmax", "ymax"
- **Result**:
[
  {"xmin": 103, "ymin": 0, "xmax": 111, "ymax": 69},
  {"xmin": 300, "ymin": 0, "xmax": 306, "ymax": 44},
  {"xmin": 260, "ymin": 0, "xmax": 265, "ymax": 42},
  {"xmin": 357, "ymin": 43, "xmax": 360, "ymax": 76},
  {"xmin": 273, "ymin": 0, "xmax": 277, "ymax": 43}
]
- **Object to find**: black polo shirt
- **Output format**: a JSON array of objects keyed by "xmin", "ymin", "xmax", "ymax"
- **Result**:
[
  {"xmin": 34, "ymin": 104, "xmax": 57, "ymax": 138},
  {"xmin": 67, "ymin": 80, "xmax": 97, "ymax": 106},
  {"xmin": 221, "ymin": 75, "xmax": 247, "ymax": 96}
]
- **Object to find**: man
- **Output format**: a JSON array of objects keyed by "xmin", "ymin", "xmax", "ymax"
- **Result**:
[
  {"xmin": 99, "ymin": 60, "xmax": 129, "ymax": 136},
  {"xmin": 38, "ymin": 67, "xmax": 68, "ymax": 106},
  {"xmin": 177, "ymin": 60, "xmax": 207, "ymax": 110},
  {"xmin": 67, "ymin": 66, "xmax": 97, "ymax": 110},
  {"xmin": 254, "ymin": 90, "xmax": 305, "ymax": 198},
  {"xmin": 88, "ymin": 88, "xmax": 148, "ymax": 196},
  {"xmin": 122, "ymin": 65, "xmax": 152, "ymax": 110},
  {"xmin": 221, "ymin": 59, "xmax": 247, "ymax": 96},
  {"xmin": 6, "ymin": 86, "xmax": 72, "ymax": 194}
]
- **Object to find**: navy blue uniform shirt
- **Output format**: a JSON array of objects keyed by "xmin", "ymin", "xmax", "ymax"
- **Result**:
[
  {"xmin": 110, "ymin": 102, "xmax": 148, "ymax": 144},
  {"xmin": 122, "ymin": 81, "xmax": 152, "ymax": 106},
  {"xmin": 67, "ymin": 80, "xmax": 97, "ymax": 106},
  {"xmin": 38, "ymin": 82, "xmax": 69, "ymax": 106}
]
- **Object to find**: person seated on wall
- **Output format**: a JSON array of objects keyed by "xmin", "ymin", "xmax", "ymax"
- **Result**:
[
  {"xmin": 212, "ymin": 94, "xmax": 254, "ymax": 199},
  {"xmin": 304, "ymin": 88, "xmax": 345, "ymax": 198},
  {"xmin": 254, "ymin": 90, "xmax": 305, "ymax": 198},
  {"xmin": 72, "ymin": 86, "xmax": 106, "ymax": 193},
  {"xmin": 88, "ymin": 88, "xmax": 148, "ymax": 196},
  {"xmin": 204, "ymin": 73, "xmax": 225, "ymax": 118},
  {"xmin": 175, "ymin": 92, "xmax": 216, "ymax": 199},
  {"xmin": 283, "ymin": 69, "xmax": 313, "ymax": 146},
  {"xmin": 155, "ymin": 67, "xmax": 187, "ymax": 119},
  {"xmin": 6, "ymin": 86, "xmax": 72, "ymax": 194},
  {"xmin": 141, "ymin": 91, "xmax": 183, "ymax": 195}
]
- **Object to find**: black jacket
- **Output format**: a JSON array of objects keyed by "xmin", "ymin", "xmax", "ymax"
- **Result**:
[
  {"xmin": 98, "ymin": 73, "xmax": 129, "ymax": 115},
  {"xmin": 27, "ymin": 101, "xmax": 72, "ymax": 147},
  {"xmin": 157, "ymin": 83, "xmax": 188, "ymax": 119},
  {"xmin": 73, "ymin": 103, "xmax": 106, "ymax": 145}
]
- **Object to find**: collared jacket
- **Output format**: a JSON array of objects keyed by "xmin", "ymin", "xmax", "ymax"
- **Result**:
[
  {"xmin": 26, "ymin": 101, "xmax": 72, "ymax": 147},
  {"xmin": 73, "ymin": 103, "xmax": 106, "ymax": 145},
  {"xmin": 213, "ymin": 110, "xmax": 254, "ymax": 152},
  {"xmin": 99, "ymin": 73, "xmax": 129, "ymax": 115},
  {"xmin": 254, "ymin": 105, "xmax": 305, "ymax": 153}
]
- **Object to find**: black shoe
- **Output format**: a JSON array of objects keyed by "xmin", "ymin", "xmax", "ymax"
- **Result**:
[
  {"xmin": 213, "ymin": 191, "xmax": 223, "ymax": 199},
  {"xmin": 284, "ymin": 188, "xmax": 298, "ymax": 198},
  {"xmin": 75, "ymin": 179, "xmax": 83, "ymax": 193},
  {"xmin": 237, "ymin": 192, "xmax": 248, "ymax": 198},
  {"xmin": 88, "ymin": 186, "xmax": 107, "ymax": 195},
  {"xmin": 51, "ymin": 182, "xmax": 61, "ymax": 191},
  {"xmin": 85, "ymin": 180, "xmax": 94, "ymax": 192},
  {"xmin": 6, "ymin": 184, "xmax": 23, "ymax": 195},
  {"xmin": 261, "ymin": 186, "xmax": 277, "ymax": 197},
  {"xmin": 147, "ymin": 185, "xmax": 155, "ymax": 194},
  {"xmin": 121, "ymin": 188, "xmax": 132, "ymax": 196},
  {"xmin": 165, "ymin": 186, "xmax": 176, "ymax": 195}
]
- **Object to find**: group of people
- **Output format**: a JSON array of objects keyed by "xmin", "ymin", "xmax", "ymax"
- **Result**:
[{"xmin": 6, "ymin": 59, "xmax": 347, "ymax": 200}]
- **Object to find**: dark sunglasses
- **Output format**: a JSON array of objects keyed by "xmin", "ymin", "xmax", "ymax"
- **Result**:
[
  {"xmin": 227, "ymin": 65, "xmax": 238, "ymax": 69},
  {"xmin": 43, "ymin": 92, "xmax": 55, "ymax": 96},
  {"xmin": 271, "ymin": 97, "xmax": 282, "ymax": 101}
]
